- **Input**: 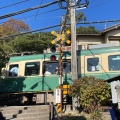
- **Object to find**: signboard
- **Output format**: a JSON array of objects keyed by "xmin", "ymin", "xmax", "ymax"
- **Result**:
[
  {"xmin": 56, "ymin": 89, "xmax": 61, "ymax": 103},
  {"xmin": 63, "ymin": 85, "xmax": 70, "ymax": 95}
]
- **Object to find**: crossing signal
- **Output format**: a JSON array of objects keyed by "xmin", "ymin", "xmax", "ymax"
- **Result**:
[
  {"xmin": 50, "ymin": 55, "xmax": 56, "ymax": 61},
  {"xmin": 50, "ymin": 46, "xmax": 56, "ymax": 53}
]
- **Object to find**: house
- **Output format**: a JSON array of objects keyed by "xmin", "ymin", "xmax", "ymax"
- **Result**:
[{"xmin": 77, "ymin": 24, "xmax": 120, "ymax": 49}]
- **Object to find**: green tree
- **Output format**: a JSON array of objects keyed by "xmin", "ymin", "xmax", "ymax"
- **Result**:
[
  {"xmin": 9, "ymin": 32, "xmax": 54, "ymax": 53},
  {"xmin": 0, "ymin": 47, "xmax": 10, "ymax": 75},
  {"xmin": 76, "ymin": 26, "xmax": 101, "ymax": 34}
]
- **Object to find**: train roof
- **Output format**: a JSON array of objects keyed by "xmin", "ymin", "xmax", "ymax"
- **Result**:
[
  {"xmin": 9, "ymin": 45, "xmax": 120, "ymax": 62},
  {"xmin": 80, "ymin": 45, "xmax": 120, "ymax": 56},
  {"xmin": 9, "ymin": 51, "xmax": 71, "ymax": 62}
]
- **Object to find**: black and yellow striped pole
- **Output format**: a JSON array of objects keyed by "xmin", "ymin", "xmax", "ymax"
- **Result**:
[{"xmin": 57, "ymin": 103, "xmax": 61, "ymax": 113}]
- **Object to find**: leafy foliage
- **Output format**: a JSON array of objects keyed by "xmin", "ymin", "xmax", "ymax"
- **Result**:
[
  {"xmin": 76, "ymin": 26, "xmax": 101, "ymax": 34},
  {"xmin": 0, "ymin": 18, "xmax": 30, "ymax": 37},
  {"xmin": 0, "ymin": 47, "xmax": 10, "ymax": 74},
  {"xmin": 8, "ymin": 32, "xmax": 54, "ymax": 53},
  {"xmin": 69, "ymin": 76, "xmax": 111, "ymax": 114}
]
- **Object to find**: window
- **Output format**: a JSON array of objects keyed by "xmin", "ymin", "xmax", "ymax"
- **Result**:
[
  {"xmin": 87, "ymin": 57, "xmax": 99, "ymax": 72},
  {"xmin": 25, "ymin": 62, "xmax": 40, "ymax": 76},
  {"xmin": 108, "ymin": 55, "xmax": 120, "ymax": 71},
  {"xmin": 43, "ymin": 60, "xmax": 71, "ymax": 75},
  {"xmin": 63, "ymin": 62, "xmax": 71, "ymax": 74},
  {"xmin": 9, "ymin": 64, "xmax": 19, "ymax": 77}
]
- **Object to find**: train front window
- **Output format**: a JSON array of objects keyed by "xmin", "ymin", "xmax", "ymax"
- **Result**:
[
  {"xmin": 43, "ymin": 60, "xmax": 71, "ymax": 75},
  {"xmin": 25, "ymin": 62, "xmax": 40, "ymax": 76},
  {"xmin": 9, "ymin": 64, "xmax": 19, "ymax": 77},
  {"xmin": 87, "ymin": 58, "xmax": 99, "ymax": 72},
  {"xmin": 108, "ymin": 55, "xmax": 120, "ymax": 71}
]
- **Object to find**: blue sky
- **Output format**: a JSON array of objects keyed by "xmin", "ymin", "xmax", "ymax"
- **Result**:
[{"xmin": 0, "ymin": 0, "xmax": 120, "ymax": 32}]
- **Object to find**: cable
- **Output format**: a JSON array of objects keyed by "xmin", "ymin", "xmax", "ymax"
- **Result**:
[
  {"xmin": 0, "ymin": 0, "xmax": 29, "ymax": 10},
  {"xmin": 0, "ymin": 24, "xmax": 61, "ymax": 40},
  {"xmin": 87, "ymin": 0, "xmax": 113, "ymax": 9},
  {"xmin": 1, "ymin": 19, "xmax": 120, "ymax": 40},
  {"xmin": 11, "ymin": 0, "xmax": 27, "ymax": 21},
  {"xmin": 58, "ymin": 0, "xmax": 69, "ymax": 9},
  {"xmin": 77, "ymin": 19, "xmax": 120, "ymax": 24},
  {"xmin": 34, "ymin": 0, "xmax": 44, "ymax": 19},
  {"xmin": 0, "ymin": 1, "xmax": 59, "ymax": 20},
  {"xmin": 0, "ymin": 8, "xmax": 61, "ymax": 25}
]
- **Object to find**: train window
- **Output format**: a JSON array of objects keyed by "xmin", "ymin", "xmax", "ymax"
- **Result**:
[
  {"xmin": 43, "ymin": 60, "xmax": 71, "ymax": 75},
  {"xmin": 25, "ymin": 62, "xmax": 40, "ymax": 76},
  {"xmin": 87, "ymin": 57, "xmax": 99, "ymax": 72},
  {"xmin": 108, "ymin": 55, "xmax": 120, "ymax": 71},
  {"xmin": 63, "ymin": 62, "xmax": 71, "ymax": 74},
  {"xmin": 9, "ymin": 64, "xmax": 19, "ymax": 77}
]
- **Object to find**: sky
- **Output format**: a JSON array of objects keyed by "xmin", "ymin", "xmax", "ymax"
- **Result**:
[{"xmin": 0, "ymin": 0, "xmax": 120, "ymax": 33}]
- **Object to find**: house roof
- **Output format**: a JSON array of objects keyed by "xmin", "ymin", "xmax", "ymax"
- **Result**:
[
  {"xmin": 76, "ymin": 33, "xmax": 101, "ymax": 36},
  {"xmin": 103, "ymin": 24, "xmax": 120, "ymax": 33}
]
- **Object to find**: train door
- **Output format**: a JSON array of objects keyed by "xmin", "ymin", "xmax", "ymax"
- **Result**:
[{"xmin": 84, "ymin": 55, "xmax": 103, "ymax": 79}]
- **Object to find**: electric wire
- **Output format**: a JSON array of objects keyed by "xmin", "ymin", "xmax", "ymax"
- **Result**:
[
  {"xmin": 0, "ymin": 24, "xmax": 61, "ymax": 40},
  {"xmin": 0, "ymin": 0, "xmax": 30, "ymax": 10},
  {"xmin": 34, "ymin": 0, "xmax": 44, "ymax": 19},
  {"xmin": 11, "ymin": 0, "xmax": 27, "ymax": 21},
  {"xmin": 77, "ymin": 19, "xmax": 120, "ymax": 25},
  {"xmin": 1, "ymin": 18, "xmax": 120, "ymax": 40},
  {"xmin": 0, "ymin": 1, "xmax": 59, "ymax": 20},
  {"xmin": 0, "ymin": 8, "xmax": 61, "ymax": 25}
]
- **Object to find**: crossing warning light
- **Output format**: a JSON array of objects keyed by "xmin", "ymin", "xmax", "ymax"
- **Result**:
[
  {"xmin": 50, "ymin": 55, "xmax": 56, "ymax": 61},
  {"xmin": 50, "ymin": 46, "xmax": 56, "ymax": 53}
]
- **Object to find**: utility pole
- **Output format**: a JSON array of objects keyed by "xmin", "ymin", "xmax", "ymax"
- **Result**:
[
  {"xmin": 70, "ymin": 0, "xmax": 78, "ymax": 81},
  {"xmin": 70, "ymin": 0, "xmax": 78, "ymax": 111}
]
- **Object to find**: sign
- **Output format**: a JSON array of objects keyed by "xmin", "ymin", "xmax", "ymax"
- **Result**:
[
  {"xmin": 51, "ymin": 30, "xmax": 71, "ymax": 45},
  {"xmin": 63, "ymin": 85, "xmax": 70, "ymax": 95},
  {"xmin": 56, "ymin": 89, "xmax": 61, "ymax": 103}
]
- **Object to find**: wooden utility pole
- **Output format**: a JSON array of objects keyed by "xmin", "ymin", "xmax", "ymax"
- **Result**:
[{"xmin": 70, "ymin": 0, "xmax": 78, "ymax": 81}]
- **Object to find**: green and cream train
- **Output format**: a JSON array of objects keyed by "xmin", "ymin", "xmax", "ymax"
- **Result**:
[{"xmin": 0, "ymin": 45, "xmax": 120, "ymax": 105}]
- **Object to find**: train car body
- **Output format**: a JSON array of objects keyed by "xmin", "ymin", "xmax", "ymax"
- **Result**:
[{"xmin": 0, "ymin": 45, "xmax": 120, "ymax": 105}]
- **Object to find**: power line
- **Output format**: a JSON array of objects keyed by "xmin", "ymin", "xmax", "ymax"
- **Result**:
[
  {"xmin": 87, "ymin": 0, "xmax": 113, "ymax": 9},
  {"xmin": 77, "ymin": 19, "xmax": 120, "ymax": 24},
  {"xmin": 0, "ymin": 8, "xmax": 61, "ymax": 25},
  {"xmin": 0, "ymin": 0, "xmax": 61, "ymax": 20},
  {"xmin": 0, "ymin": 0, "xmax": 29, "ymax": 10},
  {"xmin": 0, "ymin": 24, "xmax": 60, "ymax": 40},
  {"xmin": 34, "ymin": 0, "xmax": 43, "ymax": 19},
  {"xmin": 11, "ymin": 0, "xmax": 27, "ymax": 21},
  {"xmin": 1, "ymin": 18, "xmax": 120, "ymax": 40}
]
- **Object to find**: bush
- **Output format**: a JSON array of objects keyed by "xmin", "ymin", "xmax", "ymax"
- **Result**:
[{"xmin": 69, "ymin": 76, "xmax": 111, "ymax": 119}]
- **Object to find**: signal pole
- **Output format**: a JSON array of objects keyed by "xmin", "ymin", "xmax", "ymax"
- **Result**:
[{"xmin": 70, "ymin": 0, "xmax": 78, "ymax": 81}]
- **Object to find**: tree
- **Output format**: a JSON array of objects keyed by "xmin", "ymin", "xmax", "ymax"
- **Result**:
[
  {"xmin": 69, "ymin": 76, "xmax": 111, "ymax": 120},
  {"xmin": 76, "ymin": 26, "xmax": 101, "ymax": 34},
  {"xmin": 0, "ymin": 18, "xmax": 30, "ymax": 37},
  {"xmin": 8, "ymin": 32, "xmax": 54, "ymax": 53},
  {"xmin": 0, "ymin": 47, "xmax": 10, "ymax": 75}
]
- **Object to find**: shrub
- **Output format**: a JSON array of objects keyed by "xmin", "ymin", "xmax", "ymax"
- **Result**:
[{"xmin": 69, "ymin": 76, "xmax": 111, "ymax": 119}]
